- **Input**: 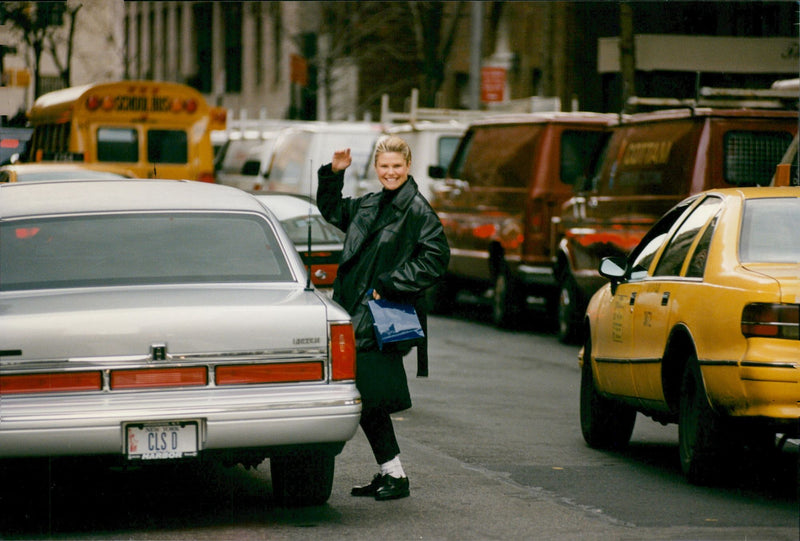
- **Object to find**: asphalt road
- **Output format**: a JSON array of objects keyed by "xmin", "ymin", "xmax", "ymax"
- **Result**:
[{"xmin": 1, "ymin": 307, "xmax": 797, "ymax": 540}]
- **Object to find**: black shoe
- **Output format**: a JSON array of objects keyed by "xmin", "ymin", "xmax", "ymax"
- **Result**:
[
  {"xmin": 374, "ymin": 475, "xmax": 410, "ymax": 501},
  {"xmin": 351, "ymin": 473, "xmax": 384, "ymax": 497}
]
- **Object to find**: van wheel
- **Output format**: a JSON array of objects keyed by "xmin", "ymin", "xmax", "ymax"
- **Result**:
[
  {"xmin": 270, "ymin": 450, "xmax": 334, "ymax": 506},
  {"xmin": 492, "ymin": 266, "xmax": 520, "ymax": 328},
  {"xmin": 580, "ymin": 335, "xmax": 636, "ymax": 449},
  {"xmin": 557, "ymin": 274, "xmax": 582, "ymax": 344},
  {"xmin": 679, "ymin": 357, "xmax": 731, "ymax": 485}
]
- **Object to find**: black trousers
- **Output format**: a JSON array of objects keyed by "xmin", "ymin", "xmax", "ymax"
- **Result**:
[{"xmin": 360, "ymin": 405, "xmax": 400, "ymax": 465}]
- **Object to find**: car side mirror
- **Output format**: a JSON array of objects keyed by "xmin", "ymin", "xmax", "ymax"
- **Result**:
[
  {"xmin": 599, "ymin": 256, "xmax": 627, "ymax": 294},
  {"xmin": 428, "ymin": 165, "xmax": 446, "ymax": 179}
]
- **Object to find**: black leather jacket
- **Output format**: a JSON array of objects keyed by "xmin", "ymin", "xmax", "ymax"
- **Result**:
[{"xmin": 317, "ymin": 164, "xmax": 450, "ymax": 351}]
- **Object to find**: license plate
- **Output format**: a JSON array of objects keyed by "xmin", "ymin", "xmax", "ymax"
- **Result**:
[{"xmin": 125, "ymin": 421, "xmax": 199, "ymax": 460}]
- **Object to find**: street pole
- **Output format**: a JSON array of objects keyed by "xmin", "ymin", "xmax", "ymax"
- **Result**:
[{"xmin": 468, "ymin": 2, "xmax": 483, "ymax": 110}]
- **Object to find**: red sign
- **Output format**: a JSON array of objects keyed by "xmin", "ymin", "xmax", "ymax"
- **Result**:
[
  {"xmin": 481, "ymin": 67, "xmax": 506, "ymax": 103},
  {"xmin": 290, "ymin": 54, "xmax": 308, "ymax": 87}
]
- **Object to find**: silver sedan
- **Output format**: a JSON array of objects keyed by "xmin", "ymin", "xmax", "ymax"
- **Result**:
[{"xmin": 0, "ymin": 178, "xmax": 361, "ymax": 506}]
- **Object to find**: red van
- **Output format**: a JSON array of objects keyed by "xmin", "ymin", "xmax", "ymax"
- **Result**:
[
  {"xmin": 555, "ymin": 106, "xmax": 797, "ymax": 342},
  {"xmin": 429, "ymin": 113, "xmax": 616, "ymax": 327}
]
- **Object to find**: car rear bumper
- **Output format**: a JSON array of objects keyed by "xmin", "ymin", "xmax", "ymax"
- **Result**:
[
  {"xmin": 0, "ymin": 384, "xmax": 361, "ymax": 459},
  {"xmin": 701, "ymin": 357, "xmax": 799, "ymax": 432}
]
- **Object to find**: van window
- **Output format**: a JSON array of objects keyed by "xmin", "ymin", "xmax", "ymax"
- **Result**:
[
  {"xmin": 561, "ymin": 130, "xmax": 607, "ymax": 187},
  {"xmin": 270, "ymin": 131, "xmax": 313, "ymax": 186},
  {"xmin": 148, "ymin": 129, "xmax": 188, "ymax": 164},
  {"xmin": 97, "ymin": 127, "xmax": 138, "ymax": 162},
  {"xmin": 724, "ymin": 131, "xmax": 792, "ymax": 187},
  {"xmin": 451, "ymin": 125, "xmax": 543, "ymax": 188},
  {"xmin": 438, "ymin": 135, "xmax": 461, "ymax": 169}
]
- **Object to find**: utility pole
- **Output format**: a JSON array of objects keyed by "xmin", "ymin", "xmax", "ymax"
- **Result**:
[
  {"xmin": 619, "ymin": 2, "xmax": 636, "ymax": 109},
  {"xmin": 468, "ymin": 1, "xmax": 483, "ymax": 110}
]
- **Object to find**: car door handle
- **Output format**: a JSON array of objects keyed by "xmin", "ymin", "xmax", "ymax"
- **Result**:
[
  {"xmin": 629, "ymin": 292, "xmax": 637, "ymax": 306},
  {"xmin": 661, "ymin": 292, "xmax": 670, "ymax": 306}
]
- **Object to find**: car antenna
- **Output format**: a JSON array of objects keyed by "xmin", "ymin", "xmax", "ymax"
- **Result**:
[{"xmin": 305, "ymin": 159, "xmax": 313, "ymax": 291}]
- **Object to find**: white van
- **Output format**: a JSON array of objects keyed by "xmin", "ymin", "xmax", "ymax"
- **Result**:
[
  {"xmin": 360, "ymin": 121, "xmax": 467, "ymax": 200},
  {"xmin": 265, "ymin": 122, "xmax": 383, "ymax": 198},
  {"xmin": 217, "ymin": 129, "xmax": 286, "ymax": 192}
]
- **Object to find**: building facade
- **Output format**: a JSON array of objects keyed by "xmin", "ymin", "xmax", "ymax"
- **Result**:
[{"xmin": 2, "ymin": 1, "xmax": 798, "ymax": 126}]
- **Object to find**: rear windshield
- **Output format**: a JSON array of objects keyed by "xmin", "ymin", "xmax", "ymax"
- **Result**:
[
  {"xmin": 1, "ymin": 213, "xmax": 294, "ymax": 291},
  {"xmin": 739, "ymin": 198, "xmax": 800, "ymax": 263}
]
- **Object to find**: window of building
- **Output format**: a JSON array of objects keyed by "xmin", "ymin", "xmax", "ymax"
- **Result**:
[{"xmin": 224, "ymin": 3, "xmax": 243, "ymax": 93}]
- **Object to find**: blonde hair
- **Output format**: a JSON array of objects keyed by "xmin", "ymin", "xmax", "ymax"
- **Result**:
[{"xmin": 373, "ymin": 135, "xmax": 412, "ymax": 166}]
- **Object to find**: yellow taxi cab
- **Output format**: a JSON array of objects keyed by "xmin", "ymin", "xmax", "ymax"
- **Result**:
[
  {"xmin": 580, "ymin": 186, "xmax": 800, "ymax": 484},
  {"xmin": 0, "ymin": 162, "xmax": 135, "ymax": 183}
]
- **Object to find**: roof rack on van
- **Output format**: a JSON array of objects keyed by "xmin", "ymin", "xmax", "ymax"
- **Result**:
[
  {"xmin": 626, "ymin": 85, "xmax": 798, "ymax": 113},
  {"xmin": 380, "ymin": 89, "xmax": 494, "ymax": 126}
]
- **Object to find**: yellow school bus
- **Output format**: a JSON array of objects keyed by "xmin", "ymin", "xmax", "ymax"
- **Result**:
[{"xmin": 26, "ymin": 80, "xmax": 226, "ymax": 182}]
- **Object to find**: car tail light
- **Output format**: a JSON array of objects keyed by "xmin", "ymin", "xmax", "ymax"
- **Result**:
[
  {"xmin": 330, "ymin": 323, "xmax": 356, "ymax": 381},
  {"xmin": 197, "ymin": 171, "xmax": 215, "ymax": 183},
  {"xmin": 0, "ymin": 372, "xmax": 102, "ymax": 394},
  {"xmin": 216, "ymin": 362, "xmax": 323, "ymax": 385},
  {"xmin": 111, "ymin": 367, "xmax": 207, "ymax": 389},
  {"xmin": 741, "ymin": 303, "xmax": 800, "ymax": 339}
]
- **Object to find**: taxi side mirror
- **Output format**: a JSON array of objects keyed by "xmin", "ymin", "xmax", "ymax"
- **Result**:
[{"xmin": 599, "ymin": 256, "xmax": 627, "ymax": 294}]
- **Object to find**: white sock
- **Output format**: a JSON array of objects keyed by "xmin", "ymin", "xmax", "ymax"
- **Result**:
[{"xmin": 379, "ymin": 456, "xmax": 406, "ymax": 478}]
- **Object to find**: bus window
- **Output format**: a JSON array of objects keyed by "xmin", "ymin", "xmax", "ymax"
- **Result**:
[
  {"xmin": 97, "ymin": 128, "xmax": 138, "ymax": 162},
  {"xmin": 148, "ymin": 130, "xmax": 188, "ymax": 164}
]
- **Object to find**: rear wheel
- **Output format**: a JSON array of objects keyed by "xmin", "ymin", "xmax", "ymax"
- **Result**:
[
  {"xmin": 270, "ymin": 450, "xmax": 334, "ymax": 506},
  {"xmin": 492, "ymin": 265, "xmax": 521, "ymax": 328},
  {"xmin": 580, "ymin": 335, "xmax": 636, "ymax": 449},
  {"xmin": 678, "ymin": 357, "xmax": 729, "ymax": 484},
  {"xmin": 557, "ymin": 273, "xmax": 582, "ymax": 344}
]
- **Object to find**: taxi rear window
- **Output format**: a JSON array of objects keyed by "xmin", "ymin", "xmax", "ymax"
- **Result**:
[
  {"xmin": 739, "ymin": 198, "xmax": 800, "ymax": 263},
  {"xmin": 1, "ymin": 213, "xmax": 293, "ymax": 290}
]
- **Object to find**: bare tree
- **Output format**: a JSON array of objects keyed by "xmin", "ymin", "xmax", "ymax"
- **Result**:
[
  {"xmin": 46, "ymin": 3, "xmax": 82, "ymax": 89},
  {"xmin": 0, "ymin": 1, "xmax": 70, "ymax": 97},
  {"xmin": 317, "ymin": 1, "xmax": 464, "ymax": 118}
]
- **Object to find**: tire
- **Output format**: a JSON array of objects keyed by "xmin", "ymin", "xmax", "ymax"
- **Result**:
[
  {"xmin": 678, "ymin": 357, "xmax": 729, "ymax": 485},
  {"xmin": 580, "ymin": 335, "xmax": 636, "ymax": 450},
  {"xmin": 557, "ymin": 273, "xmax": 585, "ymax": 344},
  {"xmin": 270, "ymin": 450, "xmax": 335, "ymax": 507},
  {"xmin": 492, "ymin": 265, "xmax": 521, "ymax": 328}
]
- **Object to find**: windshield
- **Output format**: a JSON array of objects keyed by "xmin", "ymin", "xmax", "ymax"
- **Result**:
[{"xmin": 1, "ymin": 212, "xmax": 294, "ymax": 291}]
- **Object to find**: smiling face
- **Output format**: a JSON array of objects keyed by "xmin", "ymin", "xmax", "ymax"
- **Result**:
[{"xmin": 374, "ymin": 151, "xmax": 410, "ymax": 191}]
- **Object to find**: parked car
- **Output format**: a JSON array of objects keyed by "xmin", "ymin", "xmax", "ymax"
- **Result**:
[
  {"xmin": 0, "ymin": 127, "xmax": 33, "ymax": 165},
  {"xmin": 360, "ymin": 121, "xmax": 468, "ymax": 200},
  {"xmin": 555, "ymin": 106, "xmax": 797, "ymax": 343},
  {"xmin": 265, "ymin": 121, "xmax": 383, "ymax": 198},
  {"xmin": 0, "ymin": 162, "xmax": 135, "ymax": 182},
  {"xmin": 580, "ymin": 186, "xmax": 800, "ymax": 484},
  {"xmin": 428, "ymin": 112, "xmax": 616, "ymax": 327},
  {"xmin": 254, "ymin": 193, "xmax": 344, "ymax": 294},
  {"xmin": 0, "ymin": 179, "xmax": 360, "ymax": 506}
]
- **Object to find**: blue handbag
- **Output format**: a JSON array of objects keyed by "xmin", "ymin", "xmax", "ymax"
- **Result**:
[{"xmin": 367, "ymin": 298, "xmax": 425, "ymax": 352}]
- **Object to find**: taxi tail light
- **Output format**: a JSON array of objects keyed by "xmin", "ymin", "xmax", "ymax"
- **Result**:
[
  {"xmin": 741, "ymin": 303, "xmax": 800, "ymax": 340},
  {"xmin": 0, "ymin": 372, "xmax": 101, "ymax": 394},
  {"xmin": 111, "ymin": 367, "xmax": 207, "ymax": 389},
  {"xmin": 330, "ymin": 323, "xmax": 356, "ymax": 381},
  {"xmin": 216, "ymin": 362, "xmax": 323, "ymax": 385}
]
